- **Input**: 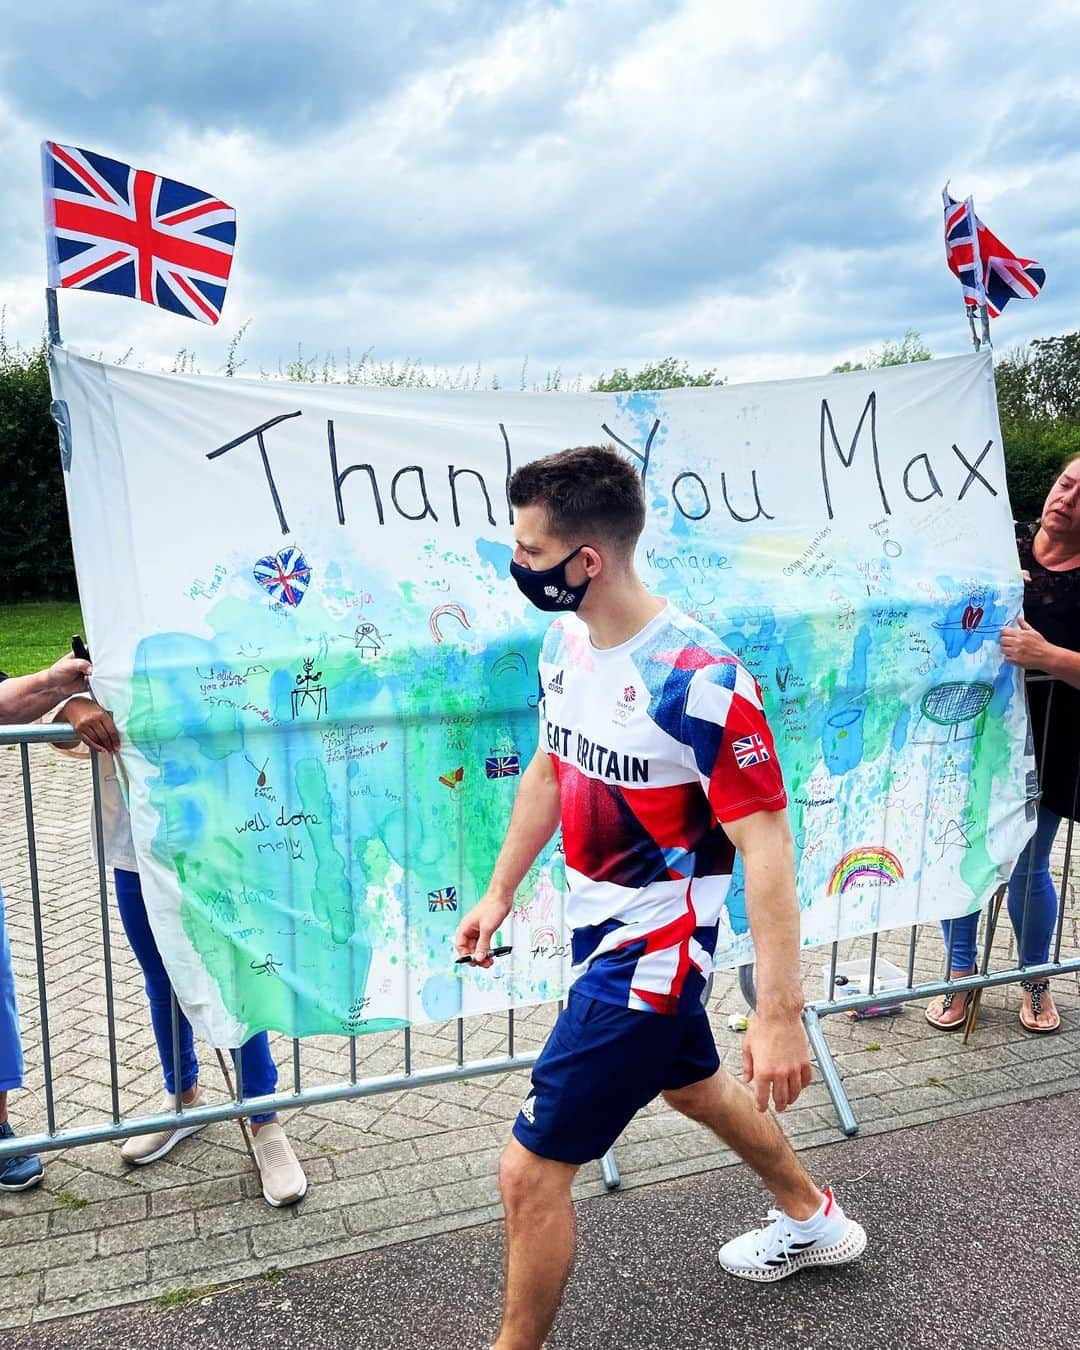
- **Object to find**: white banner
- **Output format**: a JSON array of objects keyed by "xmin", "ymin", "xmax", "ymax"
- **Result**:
[{"xmin": 49, "ymin": 347, "xmax": 1033, "ymax": 1043}]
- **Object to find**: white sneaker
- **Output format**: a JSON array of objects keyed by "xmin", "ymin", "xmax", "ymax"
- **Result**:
[
  {"xmin": 252, "ymin": 1121, "xmax": 308, "ymax": 1207},
  {"xmin": 718, "ymin": 1187, "xmax": 866, "ymax": 1282},
  {"xmin": 120, "ymin": 1088, "xmax": 207, "ymax": 1165}
]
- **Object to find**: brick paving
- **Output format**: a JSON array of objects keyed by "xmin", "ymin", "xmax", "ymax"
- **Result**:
[{"xmin": 1, "ymin": 740, "xmax": 1078, "ymax": 1330}]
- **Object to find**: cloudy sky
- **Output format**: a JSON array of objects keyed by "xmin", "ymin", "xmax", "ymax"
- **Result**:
[{"xmin": 2, "ymin": 0, "xmax": 1078, "ymax": 386}]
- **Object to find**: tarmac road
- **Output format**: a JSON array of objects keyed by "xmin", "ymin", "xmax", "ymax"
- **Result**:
[{"xmin": 4, "ymin": 1090, "xmax": 1079, "ymax": 1350}]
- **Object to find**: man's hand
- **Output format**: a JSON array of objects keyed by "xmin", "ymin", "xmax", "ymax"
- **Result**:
[
  {"xmin": 743, "ymin": 1011, "xmax": 813, "ymax": 1113},
  {"xmin": 723, "ymin": 808, "xmax": 809, "ymax": 1111},
  {"xmin": 44, "ymin": 654, "xmax": 91, "ymax": 701},
  {"xmin": 1000, "ymin": 616, "xmax": 1055, "ymax": 671},
  {"xmin": 64, "ymin": 698, "xmax": 120, "ymax": 754},
  {"xmin": 455, "ymin": 892, "xmax": 514, "ymax": 968}
]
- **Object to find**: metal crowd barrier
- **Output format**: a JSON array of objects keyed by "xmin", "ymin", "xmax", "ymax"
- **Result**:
[
  {"xmin": 0, "ymin": 722, "xmax": 621, "ymax": 1189},
  {"xmin": 793, "ymin": 672, "xmax": 1080, "ymax": 1135},
  {"xmin": 1, "ymin": 669, "xmax": 1075, "ymax": 1161}
]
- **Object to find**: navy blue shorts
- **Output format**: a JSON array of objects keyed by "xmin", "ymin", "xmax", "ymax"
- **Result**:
[{"xmin": 512, "ymin": 991, "xmax": 720, "ymax": 1165}]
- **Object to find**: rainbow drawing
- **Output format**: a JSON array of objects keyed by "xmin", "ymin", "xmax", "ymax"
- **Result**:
[
  {"xmin": 827, "ymin": 847, "xmax": 904, "ymax": 895},
  {"xmin": 530, "ymin": 926, "xmax": 561, "ymax": 953}
]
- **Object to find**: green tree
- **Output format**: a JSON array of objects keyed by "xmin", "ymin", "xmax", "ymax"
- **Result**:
[
  {"xmin": 998, "ymin": 418, "xmax": 1080, "ymax": 521},
  {"xmin": 591, "ymin": 356, "xmax": 724, "ymax": 392},
  {"xmin": 996, "ymin": 333, "xmax": 1080, "ymax": 423},
  {"xmin": 831, "ymin": 329, "xmax": 932, "ymax": 373},
  {"xmin": 995, "ymin": 332, "xmax": 1080, "ymax": 519},
  {"xmin": 875, "ymin": 331, "xmax": 932, "ymax": 366},
  {"xmin": 0, "ymin": 327, "xmax": 77, "ymax": 600}
]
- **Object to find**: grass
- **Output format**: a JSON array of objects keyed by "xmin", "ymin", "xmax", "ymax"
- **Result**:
[
  {"xmin": 57, "ymin": 1191, "xmax": 89, "ymax": 1211},
  {"xmin": 0, "ymin": 601, "xmax": 85, "ymax": 677},
  {"xmin": 153, "ymin": 1284, "xmax": 220, "ymax": 1309}
]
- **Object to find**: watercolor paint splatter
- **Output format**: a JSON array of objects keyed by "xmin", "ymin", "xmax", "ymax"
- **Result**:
[{"xmin": 51, "ymin": 346, "xmax": 1034, "ymax": 1043}]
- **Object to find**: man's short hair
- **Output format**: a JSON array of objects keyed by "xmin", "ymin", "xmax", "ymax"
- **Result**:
[{"xmin": 509, "ymin": 445, "xmax": 646, "ymax": 553}]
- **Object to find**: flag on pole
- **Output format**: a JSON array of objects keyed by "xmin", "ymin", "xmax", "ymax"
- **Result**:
[
  {"xmin": 42, "ymin": 141, "xmax": 236, "ymax": 325},
  {"xmin": 943, "ymin": 186, "xmax": 1044, "ymax": 319}
]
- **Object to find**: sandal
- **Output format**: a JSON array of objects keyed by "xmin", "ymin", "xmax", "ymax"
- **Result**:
[
  {"xmin": 925, "ymin": 977, "xmax": 975, "ymax": 1031},
  {"xmin": 1019, "ymin": 979, "xmax": 1061, "ymax": 1034}
]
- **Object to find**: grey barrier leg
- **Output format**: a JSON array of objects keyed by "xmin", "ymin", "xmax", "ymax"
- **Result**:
[
  {"xmin": 803, "ymin": 1005, "xmax": 858, "ymax": 1137},
  {"xmin": 600, "ymin": 1147, "xmax": 621, "ymax": 1190}
]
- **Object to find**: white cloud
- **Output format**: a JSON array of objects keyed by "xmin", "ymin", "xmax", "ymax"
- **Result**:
[{"xmin": 2, "ymin": 0, "xmax": 1078, "ymax": 384}]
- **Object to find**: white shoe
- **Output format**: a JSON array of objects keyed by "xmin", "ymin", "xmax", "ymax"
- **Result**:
[
  {"xmin": 718, "ymin": 1187, "xmax": 866, "ymax": 1282},
  {"xmin": 252, "ymin": 1121, "xmax": 308, "ymax": 1207},
  {"xmin": 120, "ymin": 1088, "xmax": 207, "ymax": 1165}
]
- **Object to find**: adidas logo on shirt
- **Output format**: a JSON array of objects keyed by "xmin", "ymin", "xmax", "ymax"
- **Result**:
[
  {"xmin": 519, "ymin": 1093, "xmax": 537, "ymax": 1124},
  {"xmin": 547, "ymin": 669, "xmax": 564, "ymax": 694}
]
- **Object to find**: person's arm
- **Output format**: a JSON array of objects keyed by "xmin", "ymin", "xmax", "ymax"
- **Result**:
[
  {"xmin": 454, "ymin": 750, "xmax": 561, "ymax": 966},
  {"xmin": 54, "ymin": 695, "xmax": 121, "ymax": 754},
  {"xmin": 0, "ymin": 655, "xmax": 91, "ymax": 724},
  {"xmin": 1000, "ymin": 617, "xmax": 1080, "ymax": 690},
  {"xmin": 723, "ymin": 808, "xmax": 812, "ymax": 1114},
  {"xmin": 682, "ymin": 659, "xmax": 808, "ymax": 1113}
]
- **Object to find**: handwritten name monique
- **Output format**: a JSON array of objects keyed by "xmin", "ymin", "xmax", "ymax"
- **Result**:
[{"xmin": 205, "ymin": 394, "xmax": 1001, "ymax": 537}]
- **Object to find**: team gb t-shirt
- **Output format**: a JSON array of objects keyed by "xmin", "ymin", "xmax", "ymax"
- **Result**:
[{"xmin": 538, "ymin": 604, "xmax": 787, "ymax": 1015}]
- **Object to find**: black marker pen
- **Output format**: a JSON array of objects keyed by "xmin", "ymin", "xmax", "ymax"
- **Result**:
[{"xmin": 455, "ymin": 946, "xmax": 513, "ymax": 965}]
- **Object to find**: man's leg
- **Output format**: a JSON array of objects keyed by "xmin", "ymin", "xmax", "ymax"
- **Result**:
[
  {"xmin": 495, "ymin": 1137, "xmax": 579, "ymax": 1350},
  {"xmin": 664, "ymin": 1067, "xmax": 865, "ymax": 1281},
  {"xmin": 663, "ymin": 1068, "xmax": 820, "ymax": 1217}
]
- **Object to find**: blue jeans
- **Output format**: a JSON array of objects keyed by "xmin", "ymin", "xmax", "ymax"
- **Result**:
[
  {"xmin": 940, "ymin": 806, "xmax": 1062, "ymax": 971},
  {"xmin": 0, "ymin": 886, "xmax": 24, "ymax": 1093},
  {"xmin": 114, "ymin": 869, "xmax": 278, "ymax": 1122}
]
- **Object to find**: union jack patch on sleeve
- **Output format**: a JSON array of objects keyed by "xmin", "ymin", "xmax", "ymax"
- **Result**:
[{"xmin": 732, "ymin": 733, "xmax": 770, "ymax": 769}]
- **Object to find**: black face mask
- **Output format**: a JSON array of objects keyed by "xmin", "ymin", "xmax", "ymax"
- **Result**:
[{"xmin": 510, "ymin": 546, "xmax": 591, "ymax": 612}]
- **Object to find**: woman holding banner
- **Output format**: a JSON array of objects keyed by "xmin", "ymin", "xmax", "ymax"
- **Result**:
[
  {"xmin": 928, "ymin": 456, "xmax": 1080, "ymax": 1034},
  {"xmin": 53, "ymin": 695, "xmax": 308, "ymax": 1207}
]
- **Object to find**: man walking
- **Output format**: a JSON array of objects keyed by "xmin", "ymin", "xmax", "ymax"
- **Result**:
[{"xmin": 455, "ymin": 445, "xmax": 865, "ymax": 1350}]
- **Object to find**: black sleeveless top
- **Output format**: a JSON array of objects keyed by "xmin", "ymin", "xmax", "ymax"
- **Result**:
[{"xmin": 1016, "ymin": 522, "xmax": 1080, "ymax": 820}]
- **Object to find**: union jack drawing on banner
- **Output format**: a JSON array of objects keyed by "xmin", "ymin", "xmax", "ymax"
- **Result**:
[
  {"xmin": 732, "ymin": 734, "xmax": 771, "ymax": 769},
  {"xmin": 253, "ymin": 547, "xmax": 311, "ymax": 607},
  {"xmin": 428, "ymin": 887, "xmax": 458, "ymax": 912},
  {"xmin": 485, "ymin": 754, "xmax": 521, "ymax": 779},
  {"xmin": 943, "ymin": 186, "xmax": 1044, "ymax": 319},
  {"xmin": 41, "ymin": 141, "xmax": 236, "ymax": 325}
]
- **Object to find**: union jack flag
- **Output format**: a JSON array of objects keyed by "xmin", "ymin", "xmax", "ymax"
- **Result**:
[
  {"xmin": 943, "ymin": 186, "xmax": 1044, "ymax": 319},
  {"xmin": 485, "ymin": 754, "xmax": 521, "ymax": 779},
  {"xmin": 732, "ymin": 733, "xmax": 770, "ymax": 769},
  {"xmin": 428, "ymin": 886, "xmax": 458, "ymax": 912},
  {"xmin": 253, "ymin": 547, "xmax": 311, "ymax": 606},
  {"xmin": 41, "ymin": 141, "xmax": 236, "ymax": 325}
]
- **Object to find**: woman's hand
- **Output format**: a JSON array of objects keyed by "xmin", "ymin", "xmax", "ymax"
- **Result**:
[
  {"xmin": 64, "ymin": 698, "xmax": 121, "ymax": 754},
  {"xmin": 43, "ymin": 654, "xmax": 92, "ymax": 701},
  {"xmin": 1000, "ymin": 616, "xmax": 1055, "ymax": 670}
]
